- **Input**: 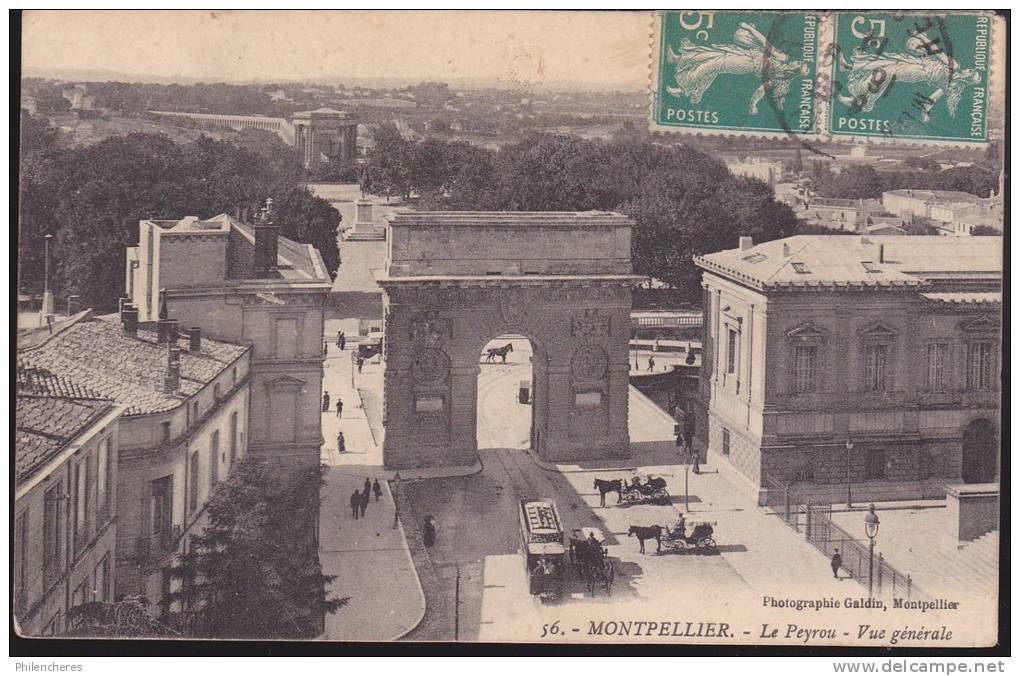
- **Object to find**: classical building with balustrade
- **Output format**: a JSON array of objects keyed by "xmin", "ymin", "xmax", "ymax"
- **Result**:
[{"xmin": 694, "ymin": 235, "xmax": 1001, "ymax": 504}]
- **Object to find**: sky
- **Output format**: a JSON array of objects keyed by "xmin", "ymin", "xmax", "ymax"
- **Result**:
[{"xmin": 21, "ymin": 10, "xmax": 652, "ymax": 90}]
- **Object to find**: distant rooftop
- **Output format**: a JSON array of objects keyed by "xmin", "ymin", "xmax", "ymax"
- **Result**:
[
  {"xmin": 18, "ymin": 313, "xmax": 249, "ymax": 416},
  {"xmin": 883, "ymin": 189, "xmax": 989, "ymax": 204},
  {"xmin": 696, "ymin": 235, "xmax": 1002, "ymax": 291},
  {"xmin": 385, "ymin": 210, "xmax": 633, "ymax": 229}
]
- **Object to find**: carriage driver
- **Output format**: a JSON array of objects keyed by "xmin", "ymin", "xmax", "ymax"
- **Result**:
[{"xmin": 671, "ymin": 513, "xmax": 687, "ymax": 540}]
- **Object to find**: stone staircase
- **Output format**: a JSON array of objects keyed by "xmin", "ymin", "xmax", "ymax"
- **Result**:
[{"xmin": 923, "ymin": 530, "xmax": 999, "ymax": 598}]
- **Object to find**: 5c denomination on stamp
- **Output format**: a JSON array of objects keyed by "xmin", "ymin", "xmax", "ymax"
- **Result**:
[
  {"xmin": 652, "ymin": 11, "xmax": 821, "ymax": 137},
  {"xmin": 828, "ymin": 12, "xmax": 993, "ymax": 144}
]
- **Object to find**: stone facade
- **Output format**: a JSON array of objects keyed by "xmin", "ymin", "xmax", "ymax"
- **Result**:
[
  {"xmin": 14, "ymin": 390, "xmax": 124, "ymax": 636},
  {"xmin": 293, "ymin": 108, "xmax": 359, "ymax": 169},
  {"xmin": 695, "ymin": 235, "xmax": 1001, "ymax": 503},
  {"xmin": 126, "ymin": 214, "xmax": 332, "ymax": 471},
  {"xmin": 379, "ymin": 211, "xmax": 643, "ymax": 469}
]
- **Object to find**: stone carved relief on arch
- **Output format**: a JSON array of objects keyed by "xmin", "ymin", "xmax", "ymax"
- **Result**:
[
  {"xmin": 410, "ymin": 347, "xmax": 451, "ymax": 386},
  {"xmin": 571, "ymin": 345, "xmax": 609, "ymax": 381}
]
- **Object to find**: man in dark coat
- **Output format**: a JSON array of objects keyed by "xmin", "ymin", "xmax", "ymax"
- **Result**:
[
  {"xmin": 350, "ymin": 490, "xmax": 361, "ymax": 519},
  {"xmin": 831, "ymin": 549, "xmax": 843, "ymax": 579},
  {"xmin": 336, "ymin": 398, "xmax": 344, "ymax": 418},
  {"xmin": 322, "ymin": 391, "xmax": 331, "ymax": 412},
  {"xmin": 372, "ymin": 479, "xmax": 382, "ymax": 502}
]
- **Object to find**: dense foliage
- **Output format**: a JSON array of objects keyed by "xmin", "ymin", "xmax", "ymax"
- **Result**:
[
  {"xmin": 165, "ymin": 459, "xmax": 347, "ymax": 639},
  {"xmin": 18, "ymin": 120, "xmax": 340, "ymax": 311},
  {"xmin": 809, "ymin": 163, "xmax": 999, "ymax": 201},
  {"xmin": 364, "ymin": 132, "xmax": 795, "ymax": 299}
]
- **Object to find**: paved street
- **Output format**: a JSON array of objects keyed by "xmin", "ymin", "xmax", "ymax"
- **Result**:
[{"xmin": 396, "ymin": 341, "xmax": 863, "ymax": 643}]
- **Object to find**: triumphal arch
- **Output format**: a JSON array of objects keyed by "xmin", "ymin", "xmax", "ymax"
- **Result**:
[{"xmin": 377, "ymin": 211, "xmax": 644, "ymax": 469}]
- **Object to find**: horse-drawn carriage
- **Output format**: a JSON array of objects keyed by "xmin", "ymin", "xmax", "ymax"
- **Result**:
[
  {"xmin": 568, "ymin": 527, "xmax": 614, "ymax": 596},
  {"xmin": 620, "ymin": 476, "xmax": 670, "ymax": 505},
  {"xmin": 519, "ymin": 499, "xmax": 566, "ymax": 601},
  {"xmin": 628, "ymin": 520, "xmax": 717, "ymax": 555}
]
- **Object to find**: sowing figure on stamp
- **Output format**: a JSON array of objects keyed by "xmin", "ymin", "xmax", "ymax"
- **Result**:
[
  {"xmin": 665, "ymin": 22, "xmax": 809, "ymax": 115},
  {"xmin": 837, "ymin": 32, "xmax": 981, "ymax": 123}
]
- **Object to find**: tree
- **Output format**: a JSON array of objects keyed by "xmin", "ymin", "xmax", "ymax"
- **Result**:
[
  {"xmin": 903, "ymin": 156, "xmax": 941, "ymax": 172},
  {"xmin": 165, "ymin": 459, "xmax": 347, "ymax": 639},
  {"xmin": 970, "ymin": 225, "xmax": 1001, "ymax": 236},
  {"xmin": 274, "ymin": 187, "xmax": 341, "ymax": 279}
]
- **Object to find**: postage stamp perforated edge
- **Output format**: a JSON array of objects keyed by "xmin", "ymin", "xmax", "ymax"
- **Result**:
[
  {"xmin": 648, "ymin": 10, "xmax": 1004, "ymax": 148},
  {"xmin": 648, "ymin": 10, "xmax": 826, "ymax": 141},
  {"xmin": 824, "ymin": 11, "xmax": 1001, "ymax": 147}
]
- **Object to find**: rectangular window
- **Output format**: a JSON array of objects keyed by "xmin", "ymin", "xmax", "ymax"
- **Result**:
[
  {"xmin": 229, "ymin": 412, "xmax": 238, "ymax": 467},
  {"xmin": 150, "ymin": 476, "xmax": 173, "ymax": 547},
  {"xmin": 275, "ymin": 318, "xmax": 299, "ymax": 359},
  {"xmin": 192, "ymin": 400, "xmax": 200, "ymax": 423},
  {"xmin": 793, "ymin": 345, "xmax": 817, "ymax": 393},
  {"xmin": 189, "ymin": 451, "xmax": 200, "ymax": 514},
  {"xmin": 722, "ymin": 428, "xmax": 731, "ymax": 456},
  {"xmin": 43, "ymin": 482, "xmax": 64, "ymax": 583},
  {"xmin": 74, "ymin": 454, "xmax": 91, "ymax": 551},
  {"xmin": 94, "ymin": 554, "xmax": 110, "ymax": 602},
  {"xmin": 161, "ymin": 421, "xmax": 172, "ymax": 444},
  {"xmin": 926, "ymin": 343, "xmax": 948, "ymax": 391},
  {"xmin": 210, "ymin": 431, "xmax": 220, "ymax": 487},
  {"xmin": 865, "ymin": 449, "xmax": 887, "ymax": 480},
  {"xmin": 967, "ymin": 341, "xmax": 995, "ymax": 390},
  {"xmin": 15, "ymin": 509, "xmax": 29, "ymax": 613},
  {"xmin": 97, "ymin": 438, "xmax": 112, "ymax": 520},
  {"xmin": 862, "ymin": 344, "xmax": 889, "ymax": 391},
  {"xmin": 726, "ymin": 328, "xmax": 738, "ymax": 375}
]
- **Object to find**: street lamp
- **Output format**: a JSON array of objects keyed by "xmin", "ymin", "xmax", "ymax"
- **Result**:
[
  {"xmin": 864, "ymin": 504, "xmax": 881, "ymax": 597},
  {"xmin": 845, "ymin": 438, "xmax": 854, "ymax": 509}
]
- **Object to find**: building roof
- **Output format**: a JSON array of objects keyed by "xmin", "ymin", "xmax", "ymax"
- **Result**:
[
  {"xmin": 809, "ymin": 197, "xmax": 880, "ymax": 209},
  {"xmin": 883, "ymin": 189, "xmax": 987, "ymax": 204},
  {"xmin": 16, "ymin": 371, "xmax": 117, "ymax": 485},
  {"xmin": 385, "ymin": 210, "xmax": 633, "ymax": 229},
  {"xmin": 695, "ymin": 236, "xmax": 1002, "ymax": 291},
  {"xmin": 921, "ymin": 292, "xmax": 1001, "ymax": 305},
  {"xmin": 148, "ymin": 214, "xmax": 330, "ymax": 283},
  {"xmin": 18, "ymin": 313, "xmax": 249, "ymax": 416}
]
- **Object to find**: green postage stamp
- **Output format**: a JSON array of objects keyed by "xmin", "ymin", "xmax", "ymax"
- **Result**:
[
  {"xmin": 828, "ymin": 12, "xmax": 993, "ymax": 144},
  {"xmin": 652, "ymin": 11, "xmax": 822, "ymax": 137},
  {"xmin": 651, "ymin": 11, "xmax": 997, "ymax": 145}
]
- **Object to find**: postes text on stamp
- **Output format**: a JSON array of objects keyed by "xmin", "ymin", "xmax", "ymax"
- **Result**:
[
  {"xmin": 653, "ymin": 11, "xmax": 821, "ymax": 136},
  {"xmin": 828, "ymin": 12, "xmax": 992, "ymax": 144}
]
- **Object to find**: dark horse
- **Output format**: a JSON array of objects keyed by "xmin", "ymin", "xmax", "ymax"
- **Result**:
[
  {"xmin": 593, "ymin": 478, "xmax": 623, "ymax": 507},
  {"xmin": 628, "ymin": 525, "xmax": 664, "ymax": 554},
  {"xmin": 484, "ymin": 343, "xmax": 514, "ymax": 363}
]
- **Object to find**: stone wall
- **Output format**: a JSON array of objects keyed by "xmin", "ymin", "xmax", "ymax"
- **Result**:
[{"xmin": 381, "ymin": 283, "xmax": 633, "ymax": 468}]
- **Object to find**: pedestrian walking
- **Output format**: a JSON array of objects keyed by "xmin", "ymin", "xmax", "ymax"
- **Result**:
[
  {"xmin": 350, "ymin": 490, "xmax": 361, "ymax": 519},
  {"xmin": 337, "ymin": 430, "xmax": 346, "ymax": 454},
  {"xmin": 691, "ymin": 450, "xmax": 701, "ymax": 474},
  {"xmin": 339, "ymin": 332, "xmax": 346, "ymax": 350},
  {"xmin": 422, "ymin": 516, "xmax": 436, "ymax": 547},
  {"xmin": 363, "ymin": 477, "xmax": 371, "ymax": 496},
  {"xmin": 675, "ymin": 429, "xmax": 686, "ymax": 452},
  {"xmin": 356, "ymin": 354, "xmax": 365, "ymax": 374},
  {"xmin": 323, "ymin": 340, "xmax": 328, "ymax": 356},
  {"xmin": 372, "ymin": 479, "xmax": 382, "ymax": 502},
  {"xmin": 359, "ymin": 490, "xmax": 369, "ymax": 518},
  {"xmin": 831, "ymin": 549, "xmax": 843, "ymax": 579},
  {"xmin": 336, "ymin": 398, "xmax": 344, "ymax": 418},
  {"xmin": 322, "ymin": 391, "xmax": 331, "ymax": 412},
  {"xmin": 647, "ymin": 355, "xmax": 656, "ymax": 372}
]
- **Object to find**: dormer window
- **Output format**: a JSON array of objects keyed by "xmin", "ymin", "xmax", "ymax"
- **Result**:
[
  {"xmin": 791, "ymin": 262, "xmax": 809, "ymax": 274},
  {"xmin": 861, "ymin": 261, "xmax": 881, "ymax": 273}
]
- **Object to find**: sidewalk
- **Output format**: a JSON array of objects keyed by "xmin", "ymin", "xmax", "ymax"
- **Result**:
[{"xmin": 317, "ymin": 339, "xmax": 425, "ymax": 641}]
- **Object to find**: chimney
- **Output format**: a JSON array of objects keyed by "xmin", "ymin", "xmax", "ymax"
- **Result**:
[
  {"xmin": 188, "ymin": 326, "xmax": 202, "ymax": 353},
  {"xmin": 878, "ymin": 244, "xmax": 885, "ymax": 263},
  {"xmin": 157, "ymin": 318, "xmax": 178, "ymax": 344},
  {"xmin": 164, "ymin": 345, "xmax": 181, "ymax": 394},
  {"xmin": 122, "ymin": 303, "xmax": 139, "ymax": 337},
  {"xmin": 738, "ymin": 236, "xmax": 754, "ymax": 251},
  {"xmin": 254, "ymin": 197, "xmax": 279, "ymax": 278}
]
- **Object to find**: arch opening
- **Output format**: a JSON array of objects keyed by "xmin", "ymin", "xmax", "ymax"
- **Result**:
[
  {"xmin": 476, "ymin": 334, "xmax": 539, "ymax": 453},
  {"xmin": 961, "ymin": 418, "xmax": 998, "ymax": 484}
]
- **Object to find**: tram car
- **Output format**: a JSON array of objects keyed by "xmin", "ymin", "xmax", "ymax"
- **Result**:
[{"xmin": 519, "ymin": 499, "xmax": 566, "ymax": 601}]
